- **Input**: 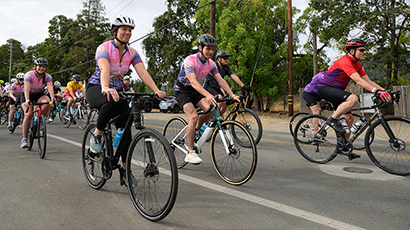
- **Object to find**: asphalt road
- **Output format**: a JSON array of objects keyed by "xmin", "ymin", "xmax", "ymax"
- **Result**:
[{"xmin": 0, "ymin": 114, "xmax": 409, "ymax": 229}]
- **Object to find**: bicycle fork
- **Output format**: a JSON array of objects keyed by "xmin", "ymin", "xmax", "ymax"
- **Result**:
[{"xmin": 379, "ymin": 117, "xmax": 403, "ymax": 150}]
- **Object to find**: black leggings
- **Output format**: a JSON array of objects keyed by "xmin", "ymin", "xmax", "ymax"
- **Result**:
[{"xmin": 86, "ymin": 84, "xmax": 131, "ymax": 163}]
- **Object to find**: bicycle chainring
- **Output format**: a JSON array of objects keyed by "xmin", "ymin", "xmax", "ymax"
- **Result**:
[
  {"xmin": 102, "ymin": 156, "xmax": 113, "ymax": 180},
  {"xmin": 337, "ymin": 137, "xmax": 353, "ymax": 155}
]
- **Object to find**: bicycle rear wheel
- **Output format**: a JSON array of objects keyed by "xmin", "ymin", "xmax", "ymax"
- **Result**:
[
  {"xmin": 365, "ymin": 116, "xmax": 410, "ymax": 175},
  {"xmin": 231, "ymin": 108, "xmax": 262, "ymax": 145},
  {"xmin": 289, "ymin": 112, "xmax": 310, "ymax": 138},
  {"xmin": 87, "ymin": 109, "xmax": 98, "ymax": 126},
  {"xmin": 293, "ymin": 114, "xmax": 337, "ymax": 163},
  {"xmin": 76, "ymin": 106, "xmax": 89, "ymax": 130},
  {"xmin": 37, "ymin": 115, "xmax": 47, "ymax": 159},
  {"xmin": 82, "ymin": 123, "xmax": 108, "ymax": 189},
  {"xmin": 210, "ymin": 120, "xmax": 257, "ymax": 185},
  {"xmin": 126, "ymin": 128, "xmax": 178, "ymax": 221},
  {"xmin": 162, "ymin": 116, "xmax": 188, "ymax": 169}
]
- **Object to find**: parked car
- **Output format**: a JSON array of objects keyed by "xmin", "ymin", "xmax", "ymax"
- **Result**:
[
  {"xmin": 159, "ymin": 96, "xmax": 180, "ymax": 113},
  {"xmin": 136, "ymin": 96, "xmax": 160, "ymax": 113}
]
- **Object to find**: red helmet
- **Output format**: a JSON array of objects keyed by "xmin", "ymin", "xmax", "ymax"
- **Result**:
[{"xmin": 344, "ymin": 39, "xmax": 366, "ymax": 50}]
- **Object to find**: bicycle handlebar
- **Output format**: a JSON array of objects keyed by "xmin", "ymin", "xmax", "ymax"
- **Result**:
[
  {"xmin": 25, "ymin": 101, "xmax": 53, "ymax": 113},
  {"xmin": 372, "ymin": 90, "xmax": 401, "ymax": 108},
  {"xmin": 119, "ymin": 91, "xmax": 158, "ymax": 100}
]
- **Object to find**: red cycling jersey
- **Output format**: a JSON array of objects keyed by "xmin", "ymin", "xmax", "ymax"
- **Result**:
[{"xmin": 318, "ymin": 54, "xmax": 367, "ymax": 90}]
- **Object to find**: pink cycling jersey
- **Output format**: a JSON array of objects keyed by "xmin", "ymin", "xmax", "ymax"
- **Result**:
[
  {"xmin": 88, "ymin": 40, "xmax": 143, "ymax": 89},
  {"xmin": 174, "ymin": 53, "xmax": 219, "ymax": 91},
  {"xmin": 10, "ymin": 82, "xmax": 24, "ymax": 98},
  {"xmin": 23, "ymin": 70, "xmax": 52, "ymax": 94}
]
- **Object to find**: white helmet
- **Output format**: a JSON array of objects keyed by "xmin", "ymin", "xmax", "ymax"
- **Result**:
[
  {"xmin": 16, "ymin": 73, "xmax": 25, "ymax": 80},
  {"xmin": 11, "ymin": 78, "xmax": 17, "ymax": 83},
  {"xmin": 54, "ymin": 81, "xmax": 61, "ymax": 88},
  {"xmin": 5, "ymin": 82, "xmax": 10, "ymax": 86},
  {"xmin": 112, "ymin": 15, "xmax": 135, "ymax": 30},
  {"xmin": 124, "ymin": 75, "xmax": 131, "ymax": 80}
]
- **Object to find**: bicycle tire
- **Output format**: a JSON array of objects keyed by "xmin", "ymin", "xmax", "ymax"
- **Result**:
[
  {"xmin": 87, "ymin": 109, "xmax": 98, "ymax": 126},
  {"xmin": 82, "ymin": 123, "xmax": 107, "ymax": 189},
  {"xmin": 37, "ymin": 115, "xmax": 47, "ymax": 159},
  {"xmin": 58, "ymin": 105, "xmax": 66, "ymax": 124},
  {"xmin": 0, "ymin": 110, "xmax": 7, "ymax": 125},
  {"xmin": 28, "ymin": 117, "xmax": 36, "ymax": 151},
  {"xmin": 365, "ymin": 116, "xmax": 410, "ymax": 176},
  {"xmin": 76, "ymin": 106, "xmax": 89, "ymax": 130},
  {"xmin": 126, "ymin": 128, "xmax": 178, "ymax": 221},
  {"xmin": 162, "ymin": 116, "xmax": 188, "ymax": 169},
  {"xmin": 210, "ymin": 120, "xmax": 257, "ymax": 185},
  {"xmin": 231, "ymin": 108, "xmax": 263, "ymax": 145},
  {"xmin": 293, "ymin": 114, "xmax": 337, "ymax": 164},
  {"xmin": 289, "ymin": 112, "xmax": 310, "ymax": 138},
  {"xmin": 60, "ymin": 106, "xmax": 72, "ymax": 128}
]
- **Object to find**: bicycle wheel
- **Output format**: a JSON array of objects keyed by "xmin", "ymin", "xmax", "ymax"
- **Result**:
[
  {"xmin": 293, "ymin": 114, "xmax": 338, "ymax": 164},
  {"xmin": 162, "ymin": 116, "xmax": 188, "ymax": 169},
  {"xmin": 365, "ymin": 116, "xmax": 410, "ymax": 176},
  {"xmin": 0, "ymin": 110, "xmax": 7, "ymax": 125},
  {"xmin": 87, "ymin": 109, "xmax": 98, "ymax": 126},
  {"xmin": 28, "ymin": 118, "xmax": 36, "ymax": 151},
  {"xmin": 37, "ymin": 115, "xmax": 47, "ymax": 159},
  {"xmin": 59, "ymin": 106, "xmax": 72, "ymax": 128},
  {"xmin": 231, "ymin": 108, "xmax": 263, "ymax": 145},
  {"xmin": 82, "ymin": 123, "xmax": 108, "ymax": 189},
  {"xmin": 289, "ymin": 112, "xmax": 310, "ymax": 138},
  {"xmin": 210, "ymin": 120, "xmax": 257, "ymax": 185},
  {"xmin": 126, "ymin": 128, "xmax": 178, "ymax": 221},
  {"xmin": 76, "ymin": 106, "xmax": 89, "ymax": 130}
]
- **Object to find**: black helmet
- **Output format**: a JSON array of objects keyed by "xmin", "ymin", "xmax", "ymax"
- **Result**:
[
  {"xmin": 344, "ymin": 39, "xmax": 366, "ymax": 50},
  {"xmin": 72, "ymin": 74, "xmax": 81, "ymax": 81},
  {"xmin": 198, "ymin": 34, "xmax": 217, "ymax": 47},
  {"xmin": 216, "ymin": 50, "xmax": 232, "ymax": 59},
  {"xmin": 34, "ymin": 58, "xmax": 48, "ymax": 66}
]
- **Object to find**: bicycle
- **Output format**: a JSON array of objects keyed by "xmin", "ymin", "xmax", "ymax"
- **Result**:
[
  {"xmin": 45, "ymin": 99, "xmax": 67, "ymax": 124},
  {"xmin": 222, "ymin": 88, "xmax": 263, "ymax": 145},
  {"xmin": 162, "ymin": 96, "xmax": 257, "ymax": 185},
  {"xmin": 26, "ymin": 101, "xmax": 52, "ymax": 159},
  {"xmin": 0, "ymin": 100, "xmax": 9, "ymax": 125},
  {"xmin": 61, "ymin": 97, "xmax": 89, "ymax": 129},
  {"xmin": 82, "ymin": 92, "xmax": 178, "ymax": 221},
  {"xmin": 8, "ymin": 102, "xmax": 24, "ymax": 134},
  {"xmin": 290, "ymin": 101, "xmax": 370, "ymax": 150},
  {"xmin": 293, "ymin": 90, "xmax": 410, "ymax": 176}
]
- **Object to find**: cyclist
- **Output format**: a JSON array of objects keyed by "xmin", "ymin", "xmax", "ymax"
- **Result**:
[
  {"xmin": 63, "ymin": 74, "xmax": 86, "ymax": 117},
  {"xmin": 173, "ymin": 34, "xmax": 240, "ymax": 164},
  {"xmin": 317, "ymin": 38, "xmax": 391, "ymax": 160},
  {"xmin": 7, "ymin": 74, "xmax": 24, "ymax": 131},
  {"xmin": 123, "ymin": 75, "xmax": 135, "ymax": 93},
  {"xmin": 86, "ymin": 15, "xmax": 165, "ymax": 186},
  {"xmin": 21, "ymin": 58, "xmax": 55, "ymax": 148},
  {"xmin": 201, "ymin": 50, "xmax": 250, "ymax": 115},
  {"xmin": 3, "ymin": 82, "xmax": 11, "ymax": 107},
  {"xmin": 45, "ymin": 81, "xmax": 63, "ymax": 122},
  {"xmin": 0, "ymin": 80, "xmax": 4, "ymax": 103}
]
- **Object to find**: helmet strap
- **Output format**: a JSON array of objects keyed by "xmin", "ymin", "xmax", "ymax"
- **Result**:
[
  {"xmin": 113, "ymin": 31, "xmax": 128, "ymax": 45},
  {"xmin": 348, "ymin": 49, "xmax": 360, "ymax": 62},
  {"xmin": 198, "ymin": 45, "xmax": 208, "ymax": 61}
]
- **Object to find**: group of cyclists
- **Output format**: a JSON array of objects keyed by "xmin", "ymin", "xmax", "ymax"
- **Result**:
[{"xmin": 1, "ymin": 15, "xmax": 396, "ymax": 179}]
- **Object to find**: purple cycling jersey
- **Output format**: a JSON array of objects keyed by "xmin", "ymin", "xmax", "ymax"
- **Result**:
[{"xmin": 304, "ymin": 71, "xmax": 326, "ymax": 94}]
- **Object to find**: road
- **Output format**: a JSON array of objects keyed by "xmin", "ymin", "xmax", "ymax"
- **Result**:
[{"xmin": 0, "ymin": 112, "xmax": 409, "ymax": 229}]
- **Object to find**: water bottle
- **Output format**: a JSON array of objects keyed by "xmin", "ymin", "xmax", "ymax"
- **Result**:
[
  {"xmin": 351, "ymin": 117, "xmax": 366, "ymax": 133},
  {"xmin": 339, "ymin": 117, "xmax": 350, "ymax": 133},
  {"xmin": 197, "ymin": 123, "xmax": 208, "ymax": 137},
  {"xmin": 113, "ymin": 128, "xmax": 124, "ymax": 148}
]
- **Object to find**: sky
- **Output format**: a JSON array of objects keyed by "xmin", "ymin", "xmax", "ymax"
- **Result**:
[{"xmin": 0, "ymin": 0, "xmax": 313, "ymax": 79}]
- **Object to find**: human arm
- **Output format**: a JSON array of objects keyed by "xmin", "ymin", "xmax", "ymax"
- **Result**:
[
  {"xmin": 230, "ymin": 73, "xmax": 245, "ymax": 88},
  {"xmin": 97, "ymin": 58, "xmax": 119, "ymax": 101},
  {"xmin": 350, "ymin": 73, "xmax": 391, "ymax": 101},
  {"xmin": 133, "ymin": 62, "xmax": 165, "ymax": 98},
  {"xmin": 47, "ymin": 81, "xmax": 55, "ymax": 102},
  {"xmin": 214, "ymin": 73, "xmax": 240, "ymax": 102}
]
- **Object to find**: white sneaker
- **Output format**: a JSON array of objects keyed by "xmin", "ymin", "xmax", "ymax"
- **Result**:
[{"xmin": 185, "ymin": 150, "xmax": 202, "ymax": 164}]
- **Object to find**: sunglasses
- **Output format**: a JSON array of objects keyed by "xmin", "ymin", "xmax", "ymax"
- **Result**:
[
  {"xmin": 357, "ymin": 48, "xmax": 366, "ymax": 52},
  {"xmin": 222, "ymin": 57, "xmax": 229, "ymax": 60}
]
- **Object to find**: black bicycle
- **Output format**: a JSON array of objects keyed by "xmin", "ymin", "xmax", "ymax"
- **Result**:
[
  {"xmin": 82, "ymin": 92, "xmax": 178, "ymax": 221},
  {"xmin": 293, "ymin": 90, "xmax": 410, "ymax": 176},
  {"xmin": 8, "ymin": 103, "xmax": 24, "ymax": 134}
]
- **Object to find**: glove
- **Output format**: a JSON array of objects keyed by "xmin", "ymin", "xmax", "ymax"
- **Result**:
[
  {"xmin": 242, "ymin": 85, "xmax": 251, "ymax": 92},
  {"xmin": 376, "ymin": 90, "xmax": 389, "ymax": 100}
]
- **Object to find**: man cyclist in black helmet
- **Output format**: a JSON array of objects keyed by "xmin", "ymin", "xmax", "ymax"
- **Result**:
[
  {"xmin": 173, "ymin": 34, "xmax": 240, "ymax": 164},
  {"xmin": 202, "ymin": 50, "xmax": 250, "ymax": 115},
  {"xmin": 317, "ymin": 38, "xmax": 391, "ymax": 160}
]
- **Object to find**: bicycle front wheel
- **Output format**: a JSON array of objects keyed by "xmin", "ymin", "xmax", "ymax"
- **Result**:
[
  {"xmin": 293, "ymin": 114, "xmax": 337, "ymax": 163},
  {"xmin": 231, "ymin": 108, "xmax": 263, "ymax": 145},
  {"xmin": 365, "ymin": 116, "xmax": 410, "ymax": 175},
  {"xmin": 211, "ymin": 120, "xmax": 257, "ymax": 185},
  {"xmin": 289, "ymin": 112, "xmax": 310, "ymax": 138},
  {"xmin": 37, "ymin": 115, "xmax": 47, "ymax": 159},
  {"xmin": 76, "ymin": 106, "xmax": 89, "ymax": 130},
  {"xmin": 162, "ymin": 116, "xmax": 188, "ymax": 169},
  {"xmin": 82, "ymin": 123, "xmax": 108, "ymax": 189},
  {"xmin": 87, "ymin": 109, "xmax": 98, "ymax": 126},
  {"xmin": 126, "ymin": 128, "xmax": 178, "ymax": 221},
  {"xmin": 28, "ymin": 117, "xmax": 36, "ymax": 151}
]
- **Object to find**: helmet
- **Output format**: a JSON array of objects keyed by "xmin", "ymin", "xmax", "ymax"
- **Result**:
[
  {"xmin": 11, "ymin": 78, "xmax": 17, "ymax": 83},
  {"xmin": 16, "ymin": 73, "xmax": 25, "ymax": 79},
  {"xmin": 124, "ymin": 75, "xmax": 131, "ymax": 80},
  {"xmin": 112, "ymin": 15, "xmax": 135, "ymax": 30},
  {"xmin": 34, "ymin": 57, "xmax": 48, "ymax": 66},
  {"xmin": 54, "ymin": 81, "xmax": 61, "ymax": 88},
  {"xmin": 71, "ymin": 74, "xmax": 81, "ymax": 81},
  {"xmin": 0, "ymin": 80, "xmax": 4, "ymax": 84},
  {"xmin": 5, "ymin": 82, "xmax": 9, "ymax": 86},
  {"xmin": 198, "ymin": 34, "xmax": 217, "ymax": 47},
  {"xmin": 216, "ymin": 50, "xmax": 232, "ymax": 59},
  {"xmin": 344, "ymin": 39, "xmax": 366, "ymax": 50},
  {"xmin": 44, "ymin": 86, "xmax": 48, "ymax": 90}
]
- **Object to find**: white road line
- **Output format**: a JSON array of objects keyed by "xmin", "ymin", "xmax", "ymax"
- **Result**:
[{"xmin": 49, "ymin": 133, "xmax": 366, "ymax": 230}]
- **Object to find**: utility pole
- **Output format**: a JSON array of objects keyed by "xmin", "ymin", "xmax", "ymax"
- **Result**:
[
  {"xmin": 287, "ymin": 0, "xmax": 293, "ymax": 116},
  {"xmin": 210, "ymin": 0, "xmax": 216, "ymax": 37},
  {"xmin": 313, "ymin": 32, "xmax": 318, "ymax": 75},
  {"xmin": 8, "ymin": 42, "xmax": 12, "ymax": 82}
]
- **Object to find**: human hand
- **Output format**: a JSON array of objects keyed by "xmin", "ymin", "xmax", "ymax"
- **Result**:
[
  {"xmin": 376, "ymin": 90, "xmax": 391, "ymax": 102},
  {"xmin": 155, "ymin": 91, "xmax": 166, "ymax": 99},
  {"xmin": 206, "ymin": 93, "xmax": 217, "ymax": 107},
  {"xmin": 101, "ymin": 87, "xmax": 119, "ymax": 102}
]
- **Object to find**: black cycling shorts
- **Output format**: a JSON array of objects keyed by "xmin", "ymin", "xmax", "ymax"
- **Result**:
[
  {"xmin": 21, "ymin": 92, "xmax": 47, "ymax": 103},
  {"xmin": 303, "ymin": 91, "xmax": 321, "ymax": 107},
  {"xmin": 317, "ymin": 86, "xmax": 356, "ymax": 109},
  {"xmin": 174, "ymin": 89, "xmax": 205, "ymax": 108},
  {"xmin": 9, "ymin": 97, "xmax": 21, "ymax": 105}
]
